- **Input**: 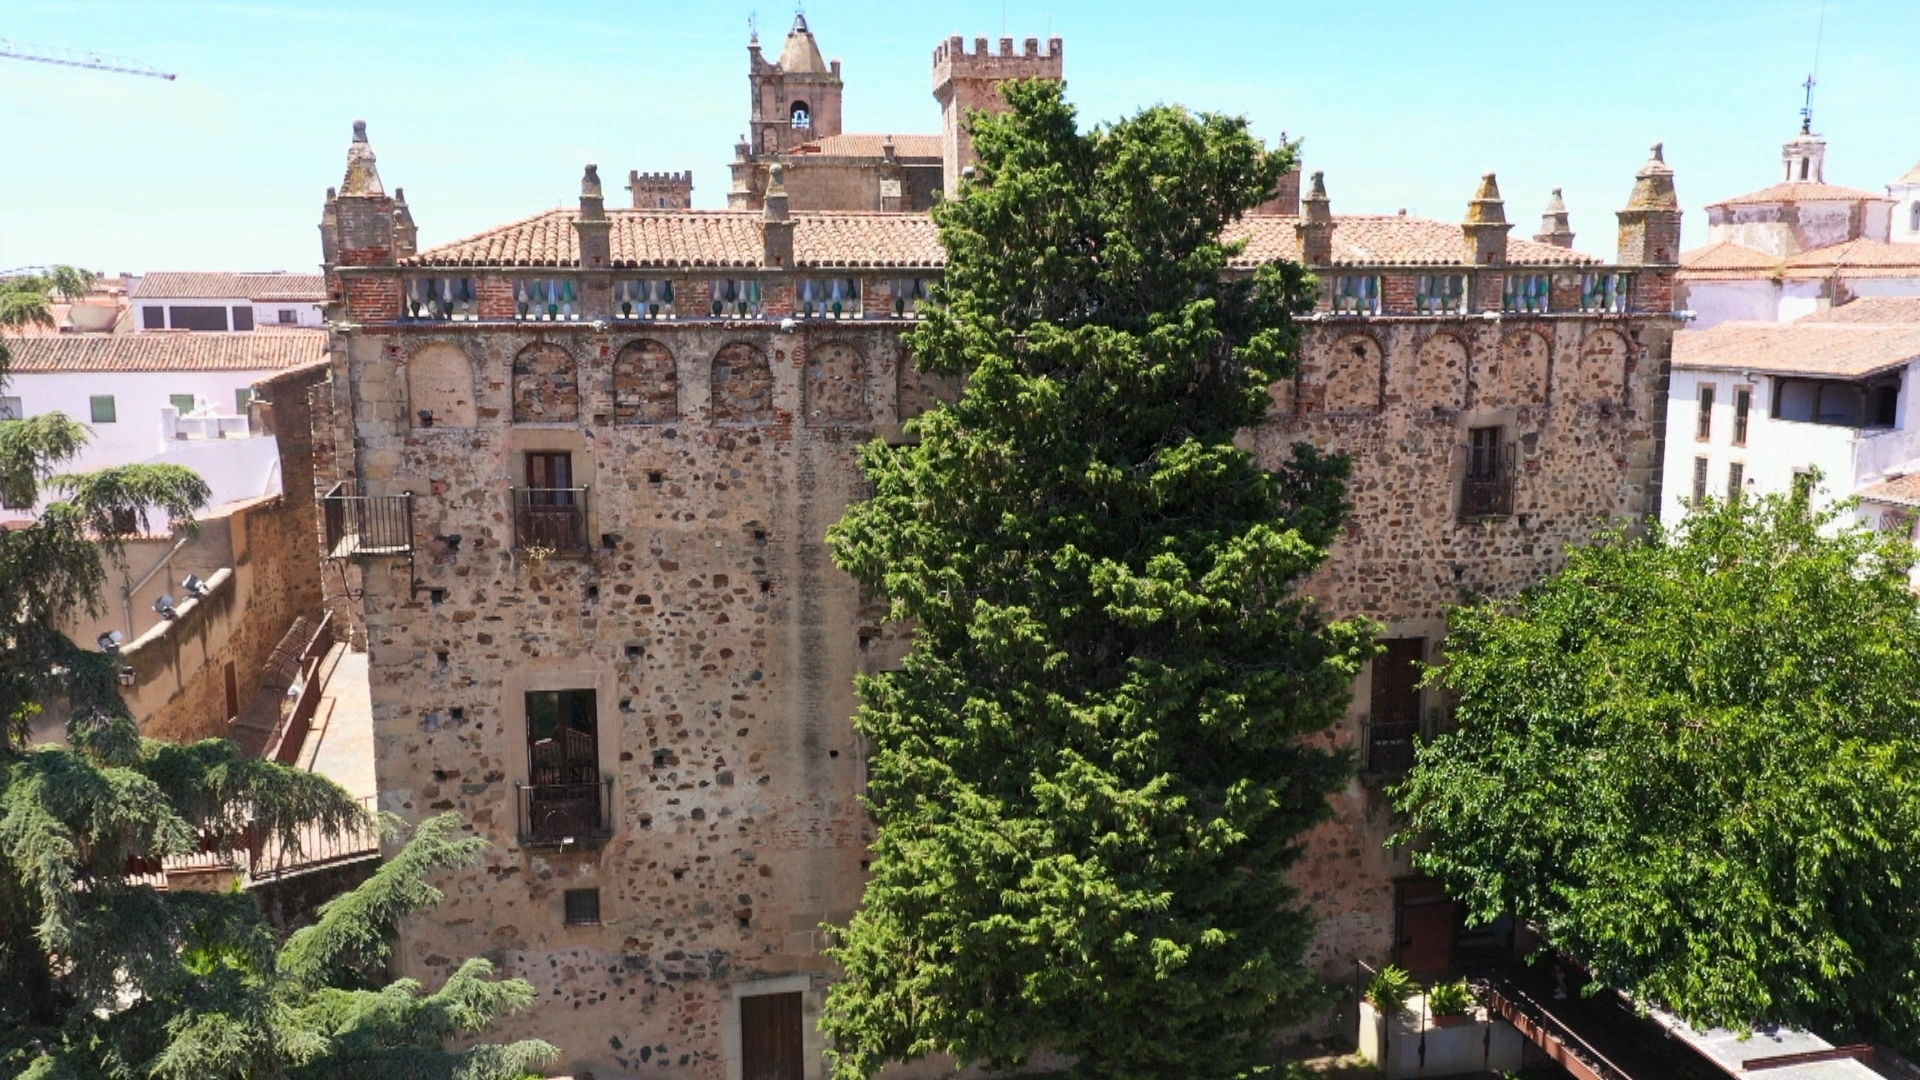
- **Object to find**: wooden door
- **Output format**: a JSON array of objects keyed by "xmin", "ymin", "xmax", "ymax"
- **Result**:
[
  {"xmin": 525, "ymin": 451, "xmax": 573, "ymax": 494},
  {"xmin": 741, "ymin": 991, "xmax": 804, "ymax": 1080},
  {"xmin": 1393, "ymin": 877, "xmax": 1457, "ymax": 978}
]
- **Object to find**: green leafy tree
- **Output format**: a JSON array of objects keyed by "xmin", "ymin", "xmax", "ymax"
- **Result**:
[
  {"xmin": 822, "ymin": 81, "xmax": 1374, "ymax": 1080},
  {"xmin": 1394, "ymin": 489, "xmax": 1920, "ymax": 1049},
  {"xmin": 0, "ymin": 271, "xmax": 550, "ymax": 1077}
]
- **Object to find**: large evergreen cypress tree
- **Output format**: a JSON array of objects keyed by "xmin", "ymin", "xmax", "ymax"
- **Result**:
[{"xmin": 822, "ymin": 83, "xmax": 1373, "ymax": 1080}]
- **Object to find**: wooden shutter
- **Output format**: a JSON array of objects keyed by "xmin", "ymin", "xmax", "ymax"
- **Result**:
[
  {"xmin": 740, "ymin": 992, "xmax": 804, "ymax": 1080},
  {"xmin": 1370, "ymin": 638, "xmax": 1424, "ymax": 729}
]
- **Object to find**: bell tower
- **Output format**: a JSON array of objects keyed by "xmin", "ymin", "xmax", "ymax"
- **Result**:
[{"xmin": 747, "ymin": 14, "xmax": 844, "ymax": 158}]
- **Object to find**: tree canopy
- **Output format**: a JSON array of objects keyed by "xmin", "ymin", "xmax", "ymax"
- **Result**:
[
  {"xmin": 821, "ymin": 81, "xmax": 1373, "ymax": 1080},
  {"xmin": 1394, "ymin": 489, "xmax": 1920, "ymax": 1049}
]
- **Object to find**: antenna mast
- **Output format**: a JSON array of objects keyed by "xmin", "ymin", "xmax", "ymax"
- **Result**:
[{"xmin": 1801, "ymin": 0, "xmax": 1827, "ymax": 132}]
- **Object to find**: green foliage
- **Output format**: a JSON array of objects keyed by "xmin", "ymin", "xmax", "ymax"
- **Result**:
[
  {"xmin": 821, "ymin": 80, "xmax": 1373, "ymax": 1080},
  {"xmin": 1364, "ymin": 966, "xmax": 1418, "ymax": 1016},
  {"xmin": 0, "ymin": 267, "xmax": 93, "ymax": 370},
  {"xmin": 1394, "ymin": 490, "xmax": 1920, "ymax": 1048},
  {"xmin": 1424, "ymin": 980, "xmax": 1474, "ymax": 1018}
]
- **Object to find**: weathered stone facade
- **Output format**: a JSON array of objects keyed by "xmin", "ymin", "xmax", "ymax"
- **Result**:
[{"xmin": 312, "ymin": 33, "xmax": 1679, "ymax": 1077}]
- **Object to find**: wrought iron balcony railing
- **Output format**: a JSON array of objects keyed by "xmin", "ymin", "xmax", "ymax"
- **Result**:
[
  {"xmin": 321, "ymin": 482, "xmax": 413, "ymax": 558},
  {"xmin": 1460, "ymin": 445, "xmax": 1518, "ymax": 521},
  {"xmin": 516, "ymin": 777, "xmax": 614, "ymax": 845},
  {"xmin": 1361, "ymin": 716, "xmax": 1421, "ymax": 776},
  {"xmin": 511, "ymin": 486, "xmax": 590, "ymax": 551}
]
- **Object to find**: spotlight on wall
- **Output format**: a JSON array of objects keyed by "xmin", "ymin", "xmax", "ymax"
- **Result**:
[
  {"xmin": 434, "ymin": 533, "xmax": 462, "ymax": 553},
  {"xmin": 117, "ymin": 666, "xmax": 136, "ymax": 686},
  {"xmin": 418, "ymin": 409, "xmax": 435, "ymax": 428},
  {"xmin": 97, "ymin": 630, "xmax": 123, "ymax": 653},
  {"xmin": 154, "ymin": 595, "xmax": 177, "ymax": 620},
  {"xmin": 182, "ymin": 573, "xmax": 210, "ymax": 597}
]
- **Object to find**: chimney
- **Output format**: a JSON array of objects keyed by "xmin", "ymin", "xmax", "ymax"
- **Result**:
[
  {"xmin": 763, "ymin": 164, "xmax": 794, "ymax": 267},
  {"xmin": 1616, "ymin": 142, "xmax": 1681, "ymax": 266},
  {"xmin": 1462, "ymin": 173, "xmax": 1511, "ymax": 265},
  {"xmin": 1295, "ymin": 170, "xmax": 1334, "ymax": 264},
  {"xmin": 574, "ymin": 164, "xmax": 612, "ymax": 270},
  {"xmin": 1534, "ymin": 188, "xmax": 1574, "ymax": 249}
]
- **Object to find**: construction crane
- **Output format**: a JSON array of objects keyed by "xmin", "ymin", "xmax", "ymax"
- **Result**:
[{"xmin": 0, "ymin": 38, "xmax": 175, "ymax": 80}]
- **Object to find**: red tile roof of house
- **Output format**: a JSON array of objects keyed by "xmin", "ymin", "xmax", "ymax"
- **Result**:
[
  {"xmin": 1706, "ymin": 181, "xmax": 1893, "ymax": 208},
  {"xmin": 1680, "ymin": 239, "xmax": 1920, "ymax": 281},
  {"xmin": 1672, "ymin": 321, "xmax": 1920, "ymax": 377},
  {"xmin": 132, "ymin": 272, "xmax": 327, "ymax": 302},
  {"xmin": 1858, "ymin": 472, "xmax": 1920, "ymax": 507},
  {"xmin": 1798, "ymin": 297, "xmax": 1920, "ymax": 324},
  {"xmin": 404, "ymin": 209, "xmax": 1607, "ymax": 271},
  {"xmin": 1, "ymin": 329, "xmax": 327, "ymax": 373},
  {"xmin": 791, "ymin": 133, "xmax": 943, "ymax": 159}
]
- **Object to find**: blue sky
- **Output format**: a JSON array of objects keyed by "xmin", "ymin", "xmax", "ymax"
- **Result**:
[{"xmin": 2, "ymin": 0, "xmax": 1915, "ymax": 274}]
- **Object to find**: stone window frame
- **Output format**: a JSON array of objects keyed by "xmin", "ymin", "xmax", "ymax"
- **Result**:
[
  {"xmin": 506, "ymin": 428, "xmax": 597, "ymax": 557},
  {"xmin": 1695, "ymin": 382, "xmax": 1716, "ymax": 442},
  {"xmin": 1451, "ymin": 408, "xmax": 1521, "ymax": 522},
  {"xmin": 499, "ymin": 661, "xmax": 620, "ymax": 850},
  {"xmin": 722, "ymin": 975, "xmax": 825, "ymax": 1080}
]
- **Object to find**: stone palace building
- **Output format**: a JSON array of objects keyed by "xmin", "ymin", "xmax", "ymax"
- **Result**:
[{"xmin": 308, "ymin": 15, "xmax": 1682, "ymax": 1079}]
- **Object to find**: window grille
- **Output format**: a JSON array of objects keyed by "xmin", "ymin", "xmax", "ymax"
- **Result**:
[
  {"xmin": 1503, "ymin": 274, "xmax": 1550, "ymax": 313},
  {"xmin": 1329, "ymin": 275, "xmax": 1382, "ymax": 315},
  {"xmin": 516, "ymin": 279, "xmax": 579, "ymax": 322},
  {"xmin": 1415, "ymin": 275, "xmax": 1467, "ymax": 315},
  {"xmin": 890, "ymin": 277, "xmax": 929, "ymax": 318},
  {"xmin": 614, "ymin": 279, "xmax": 674, "ymax": 320},
  {"xmin": 405, "ymin": 277, "xmax": 478, "ymax": 321},
  {"xmin": 1460, "ymin": 427, "xmax": 1516, "ymax": 519},
  {"xmin": 1697, "ymin": 385, "xmax": 1715, "ymax": 441},
  {"xmin": 797, "ymin": 277, "xmax": 860, "ymax": 319},
  {"xmin": 1727, "ymin": 461, "xmax": 1745, "ymax": 500},
  {"xmin": 1579, "ymin": 272, "xmax": 1628, "ymax": 313},
  {"xmin": 1733, "ymin": 387, "xmax": 1752, "ymax": 446},
  {"xmin": 710, "ymin": 278, "xmax": 763, "ymax": 318},
  {"xmin": 1692, "ymin": 456, "xmax": 1710, "ymax": 504},
  {"xmin": 564, "ymin": 887, "xmax": 601, "ymax": 926}
]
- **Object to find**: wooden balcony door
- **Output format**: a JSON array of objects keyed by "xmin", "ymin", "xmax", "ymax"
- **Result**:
[{"xmin": 741, "ymin": 991, "xmax": 804, "ymax": 1080}]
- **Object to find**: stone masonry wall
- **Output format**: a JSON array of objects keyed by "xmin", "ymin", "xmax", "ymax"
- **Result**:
[{"xmin": 341, "ymin": 306, "xmax": 1670, "ymax": 1078}]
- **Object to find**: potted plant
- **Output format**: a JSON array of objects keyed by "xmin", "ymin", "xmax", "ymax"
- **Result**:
[
  {"xmin": 1366, "ymin": 964, "xmax": 1418, "ymax": 1018},
  {"xmin": 1426, "ymin": 979, "xmax": 1475, "ymax": 1027}
]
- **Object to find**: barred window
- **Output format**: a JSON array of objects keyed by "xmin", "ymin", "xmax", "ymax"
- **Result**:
[
  {"xmin": 564, "ymin": 887, "xmax": 601, "ymax": 926},
  {"xmin": 1692, "ymin": 456, "xmax": 1710, "ymax": 504},
  {"xmin": 1727, "ymin": 461, "xmax": 1745, "ymax": 500}
]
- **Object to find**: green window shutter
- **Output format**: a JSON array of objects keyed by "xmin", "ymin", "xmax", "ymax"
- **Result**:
[
  {"xmin": 90, "ymin": 395, "xmax": 117, "ymax": 424},
  {"xmin": 235, "ymin": 389, "xmax": 255, "ymax": 414},
  {"xmin": 170, "ymin": 394, "xmax": 196, "ymax": 414}
]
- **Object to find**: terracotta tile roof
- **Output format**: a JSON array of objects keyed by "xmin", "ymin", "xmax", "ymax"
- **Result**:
[
  {"xmin": 1, "ymin": 330, "xmax": 327, "ymax": 373},
  {"xmin": 1858, "ymin": 472, "xmax": 1920, "ymax": 507},
  {"xmin": 407, "ymin": 209, "xmax": 1609, "ymax": 272},
  {"xmin": 1707, "ymin": 181, "xmax": 1894, "ymax": 208},
  {"xmin": 1798, "ymin": 297, "xmax": 1920, "ymax": 324},
  {"xmin": 132, "ymin": 272, "xmax": 327, "ymax": 302},
  {"xmin": 1680, "ymin": 241, "xmax": 1779, "ymax": 272},
  {"xmin": 1673, "ymin": 321, "xmax": 1920, "ymax": 377},
  {"xmin": 1782, "ymin": 239, "xmax": 1920, "ymax": 272},
  {"xmin": 1900, "ymin": 160, "xmax": 1920, "ymax": 186},
  {"xmin": 791, "ymin": 133, "xmax": 943, "ymax": 159},
  {"xmin": 1226, "ymin": 214, "xmax": 1601, "ymax": 268},
  {"xmin": 406, "ymin": 209, "xmax": 945, "ymax": 270}
]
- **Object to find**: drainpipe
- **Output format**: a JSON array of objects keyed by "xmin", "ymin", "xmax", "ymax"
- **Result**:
[{"xmin": 123, "ymin": 534, "xmax": 192, "ymax": 639}]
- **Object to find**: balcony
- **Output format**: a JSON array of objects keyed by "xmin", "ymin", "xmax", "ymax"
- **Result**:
[
  {"xmin": 511, "ymin": 486, "xmax": 590, "ymax": 551},
  {"xmin": 516, "ymin": 777, "xmax": 614, "ymax": 846},
  {"xmin": 1361, "ymin": 715, "xmax": 1421, "ymax": 776},
  {"xmin": 321, "ymin": 482, "xmax": 413, "ymax": 558}
]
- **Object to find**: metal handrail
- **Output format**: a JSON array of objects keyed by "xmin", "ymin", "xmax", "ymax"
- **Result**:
[
  {"xmin": 511, "ymin": 486, "xmax": 590, "ymax": 551},
  {"xmin": 321, "ymin": 481, "xmax": 414, "ymax": 557},
  {"xmin": 515, "ymin": 777, "xmax": 614, "ymax": 845}
]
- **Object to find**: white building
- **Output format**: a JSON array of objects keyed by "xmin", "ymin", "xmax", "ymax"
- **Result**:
[
  {"xmin": 0, "ymin": 331, "xmax": 326, "ymax": 524},
  {"xmin": 1678, "ymin": 129, "xmax": 1920, "ymax": 329},
  {"xmin": 129, "ymin": 272, "xmax": 326, "ymax": 332},
  {"xmin": 1662, "ymin": 306, "xmax": 1920, "ymax": 523}
]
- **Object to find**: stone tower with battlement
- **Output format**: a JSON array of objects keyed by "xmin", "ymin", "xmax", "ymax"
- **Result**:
[
  {"xmin": 628, "ymin": 170, "xmax": 693, "ymax": 210},
  {"xmin": 748, "ymin": 14, "xmax": 843, "ymax": 159},
  {"xmin": 931, "ymin": 35, "xmax": 1064, "ymax": 198}
]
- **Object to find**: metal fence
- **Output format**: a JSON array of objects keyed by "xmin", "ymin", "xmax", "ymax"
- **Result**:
[
  {"xmin": 515, "ymin": 777, "xmax": 614, "ymax": 845},
  {"xmin": 1460, "ymin": 444, "xmax": 1517, "ymax": 520},
  {"xmin": 124, "ymin": 793, "xmax": 380, "ymax": 887},
  {"xmin": 321, "ymin": 481, "xmax": 414, "ymax": 557},
  {"xmin": 511, "ymin": 486, "xmax": 590, "ymax": 551}
]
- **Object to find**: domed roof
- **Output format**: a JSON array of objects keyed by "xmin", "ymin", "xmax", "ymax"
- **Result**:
[{"xmin": 778, "ymin": 14, "xmax": 831, "ymax": 75}]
